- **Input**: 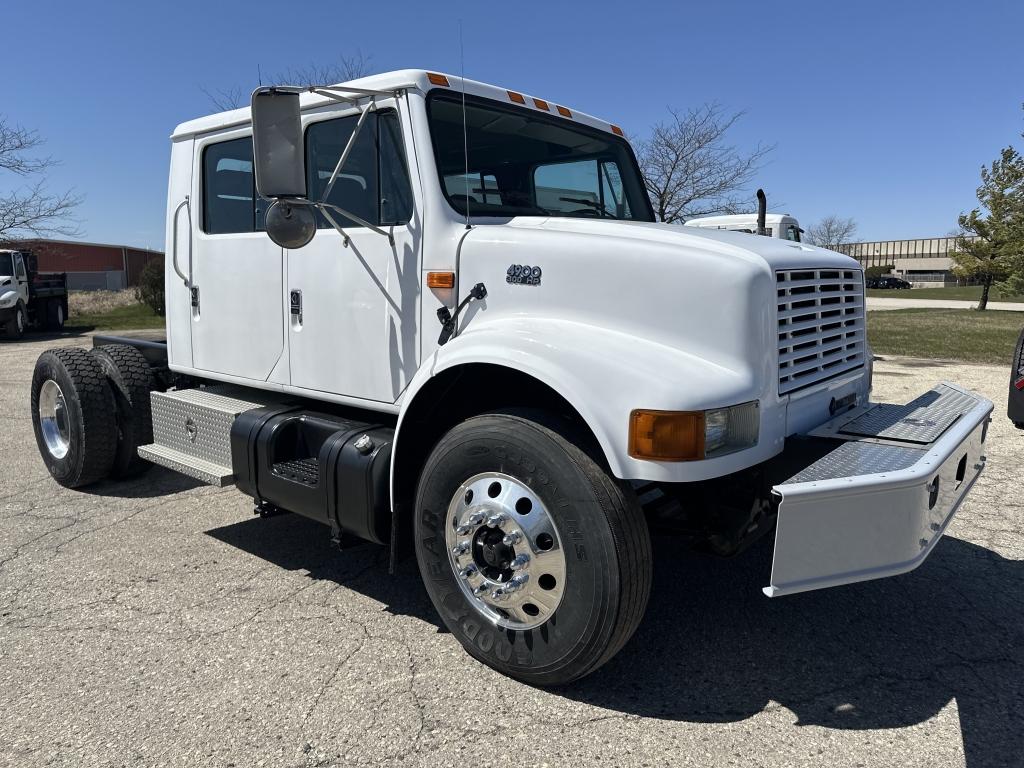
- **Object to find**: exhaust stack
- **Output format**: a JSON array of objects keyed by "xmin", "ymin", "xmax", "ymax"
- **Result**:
[{"xmin": 756, "ymin": 189, "xmax": 767, "ymax": 236}]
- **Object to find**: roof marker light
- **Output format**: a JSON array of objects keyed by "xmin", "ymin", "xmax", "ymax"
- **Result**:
[
  {"xmin": 611, "ymin": 125, "xmax": 624, "ymax": 137},
  {"xmin": 556, "ymin": 105, "xmax": 572, "ymax": 118},
  {"xmin": 533, "ymin": 98, "xmax": 550, "ymax": 111},
  {"xmin": 427, "ymin": 72, "xmax": 450, "ymax": 86},
  {"xmin": 507, "ymin": 90, "xmax": 526, "ymax": 104}
]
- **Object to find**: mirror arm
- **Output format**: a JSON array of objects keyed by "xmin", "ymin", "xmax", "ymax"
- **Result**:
[
  {"xmin": 318, "ymin": 202, "xmax": 394, "ymax": 246},
  {"xmin": 321, "ymin": 97, "xmax": 376, "ymax": 203}
]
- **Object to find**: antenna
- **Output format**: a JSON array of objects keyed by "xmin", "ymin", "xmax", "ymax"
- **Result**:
[
  {"xmin": 257, "ymin": 63, "xmax": 263, "ymax": 87},
  {"xmin": 460, "ymin": 20, "xmax": 471, "ymax": 230}
]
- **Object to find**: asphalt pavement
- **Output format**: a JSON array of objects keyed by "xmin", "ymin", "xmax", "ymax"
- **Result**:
[{"xmin": 2, "ymin": 331, "xmax": 1023, "ymax": 768}]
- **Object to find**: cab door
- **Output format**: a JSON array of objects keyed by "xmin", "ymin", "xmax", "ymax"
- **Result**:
[
  {"xmin": 188, "ymin": 130, "xmax": 285, "ymax": 382},
  {"xmin": 286, "ymin": 105, "xmax": 420, "ymax": 402}
]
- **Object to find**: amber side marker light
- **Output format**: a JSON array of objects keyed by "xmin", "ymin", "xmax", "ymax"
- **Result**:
[
  {"xmin": 556, "ymin": 105, "xmax": 572, "ymax": 118},
  {"xmin": 533, "ymin": 98, "xmax": 550, "ymax": 111},
  {"xmin": 427, "ymin": 72, "xmax": 450, "ymax": 87},
  {"xmin": 507, "ymin": 90, "xmax": 526, "ymax": 104},
  {"xmin": 628, "ymin": 410, "xmax": 705, "ymax": 461},
  {"xmin": 610, "ymin": 124, "xmax": 624, "ymax": 137},
  {"xmin": 427, "ymin": 271, "xmax": 456, "ymax": 289}
]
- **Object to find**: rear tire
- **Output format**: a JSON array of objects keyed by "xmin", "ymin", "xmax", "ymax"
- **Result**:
[
  {"xmin": 31, "ymin": 348, "xmax": 118, "ymax": 488},
  {"xmin": 90, "ymin": 344, "xmax": 154, "ymax": 479},
  {"xmin": 45, "ymin": 299, "xmax": 66, "ymax": 330},
  {"xmin": 414, "ymin": 411, "xmax": 652, "ymax": 686}
]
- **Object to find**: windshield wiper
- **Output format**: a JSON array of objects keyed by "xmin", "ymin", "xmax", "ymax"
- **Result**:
[{"xmin": 558, "ymin": 196, "xmax": 616, "ymax": 218}]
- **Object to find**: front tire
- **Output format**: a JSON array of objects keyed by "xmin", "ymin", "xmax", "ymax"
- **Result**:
[
  {"xmin": 6, "ymin": 302, "xmax": 27, "ymax": 338},
  {"xmin": 415, "ymin": 412, "xmax": 652, "ymax": 685},
  {"xmin": 31, "ymin": 348, "xmax": 118, "ymax": 488}
]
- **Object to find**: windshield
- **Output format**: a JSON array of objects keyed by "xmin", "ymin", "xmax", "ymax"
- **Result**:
[
  {"xmin": 0, "ymin": 253, "xmax": 13, "ymax": 276},
  {"xmin": 427, "ymin": 93, "xmax": 654, "ymax": 221}
]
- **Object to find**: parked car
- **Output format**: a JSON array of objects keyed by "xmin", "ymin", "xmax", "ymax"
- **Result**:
[{"xmin": 874, "ymin": 277, "xmax": 912, "ymax": 289}]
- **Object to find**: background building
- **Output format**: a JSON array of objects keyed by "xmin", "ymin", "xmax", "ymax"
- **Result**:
[
  {"xmin": 833, "ymin": 236, "xmax": 974, "ymax": 286},
  {"xmin": 5, "ymin": 239, "xmax": 164, "ymax": 290}
]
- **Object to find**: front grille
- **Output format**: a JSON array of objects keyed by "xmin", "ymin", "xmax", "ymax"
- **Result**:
[{"xmin": 777, "ymin": 268, "xmax": 865, "ymax": 394}]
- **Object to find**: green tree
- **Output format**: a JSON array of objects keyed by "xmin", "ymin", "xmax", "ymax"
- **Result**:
[{"xmin": 950, "ymin": 143, "xmax": 1024, "ymax": 310}]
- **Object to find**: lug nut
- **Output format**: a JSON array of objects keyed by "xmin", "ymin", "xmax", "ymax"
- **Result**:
[
  {"xmin": 502, "ymin": 530, "xmax": 522, "ymax": 546},
  {"xmin": 473, "ymin": 583, "xmax": 489, "ymax": 596},
  {"xmin": 510, "ymin": 554, "xmax": 530, "ymax": 571},
  {"xmin": 468, "ymin": 511, "xmax": 486, "ymax": 525},
  {"xmin": 486, "ymin": 513, "xmax": 506, "ymax": 528},
  {"xmin": 459, "ymin": 564, "xmax": 478, "ymax": 579},
  {"xmin": 456, "ymin": 524, "xmax": 473, "ymax": 536},
  {"xmin": 508, "ymin": 574, "xmax": 529, "ymax": 591},
  {"xmin": 451, "ymin": 541, "xmax": 470, "ymax": 556}
]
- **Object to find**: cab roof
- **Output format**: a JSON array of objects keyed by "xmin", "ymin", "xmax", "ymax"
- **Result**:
[{"xmin": 172, "ymin": 69, "xmax": 627, "ymax": 141}]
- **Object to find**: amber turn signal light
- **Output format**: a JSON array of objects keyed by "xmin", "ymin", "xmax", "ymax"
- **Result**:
[
  {"xmin": 427, "ymin": 271, "xmax": 456, "ymax": 289},
  {"xmin": 427, "ymin": 72, "xmax": 450, "ymax": 87},
  {"xmin": 628, "ymin": 410, "xmax": 705, "ymax": 461}
]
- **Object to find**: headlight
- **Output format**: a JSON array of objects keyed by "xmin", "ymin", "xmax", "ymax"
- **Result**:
[
  {"xmin": 0, "ymin": 291, "xmax": 17, "ymax": 308},
  {"xmin": 628, "ymin": 401, "xmax": 759, "ymax": 461},
  {"xmin": 703, "ymin": 401, "xmax": 760, "ymax": 457}
]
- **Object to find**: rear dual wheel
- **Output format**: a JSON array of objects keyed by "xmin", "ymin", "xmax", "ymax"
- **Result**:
[
  {"xmin": 415, "ymin": 411, "xmax": 652, "ymax": 686},
  {"xmin": 31, "ymin": 344, "xmax": 153, "ymax": 488}
]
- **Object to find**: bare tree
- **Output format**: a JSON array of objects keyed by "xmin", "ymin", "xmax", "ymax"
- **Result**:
[
  {"xmin": 636, "ymin": 104, "xmax": 773, "ymax": 223},
  {"xmin": 0, "ymin": 118, "xmax": 80, "ymax": 242},
  {"xmin": 201, "ymin": 52, "xmax": 374, "ymax": 111},
  {"xmin": 804, "ymin": 215, "xmax": 858, "ymax": 250}
]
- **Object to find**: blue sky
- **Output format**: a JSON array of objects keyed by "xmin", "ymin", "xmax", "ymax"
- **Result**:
[{"xmin": 4, "ymin": 0, "xmax": 1023, "ymax": 249}]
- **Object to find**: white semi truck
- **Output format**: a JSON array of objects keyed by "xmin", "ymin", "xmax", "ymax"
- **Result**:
[{"xmin": 30, "ymin": 70, "xmax": 993, "ymax": 685}]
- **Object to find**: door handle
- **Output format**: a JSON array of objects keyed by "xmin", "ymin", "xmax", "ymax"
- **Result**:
[
  {"xmin": 290, "ymin": 289, "xmax": 303, "ymax": 327},
  {"xmin": 171, "ymin": 196, "xmax": 192, "ymax": 287}
]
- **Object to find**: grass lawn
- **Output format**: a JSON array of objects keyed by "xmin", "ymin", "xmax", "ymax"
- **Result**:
[
  {"xmin": 68, "ymin": 301, "xmax": 165, "ymax": 331},
  {"xmin": 866, "ymin": 286, "xmax": 1024, "ymax": 302},
  {"xmin": 867, "ymin": 308, "xmax": 1024, "ymax": 364}
]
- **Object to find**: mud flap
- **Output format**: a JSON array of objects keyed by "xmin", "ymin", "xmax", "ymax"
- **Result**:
[{"xmin": 765, "ymin": 383, "xmax": 993, "ymax": 597}]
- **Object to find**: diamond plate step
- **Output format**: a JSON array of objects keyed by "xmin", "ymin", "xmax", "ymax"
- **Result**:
[
  {"xmin": 139, "ymin": 384, "xmax": 289, "ymax": 487},
  {"xmin": 138, "ymin": 444, "xmax": 234, "ymax": 487}
]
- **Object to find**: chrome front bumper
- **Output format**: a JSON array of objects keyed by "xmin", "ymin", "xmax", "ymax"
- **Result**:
[{"xmin": 765, "ymin": 382, "xmax": 993, "ymax": 597}]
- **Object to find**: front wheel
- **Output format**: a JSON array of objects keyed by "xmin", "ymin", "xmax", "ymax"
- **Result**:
[
  {"xmin": 6, "ymin": 302, "xmax": 27, "ymax": 338},
  {"xmin": 415, "ymin": 411, "xmax": 652, "ymax": 685}
]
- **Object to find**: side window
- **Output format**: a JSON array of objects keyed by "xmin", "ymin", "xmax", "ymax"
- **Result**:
[
  {"xmin": 14, "ymin": 253, "xmax": 26, "ymax": 280},
  {"xmin": 379, "ymin": 112, "xmax": 413, "ymax": 225},
  {"xmin": 305, "ymin": 110, "xmax": 412, "ymax": 229},
  {"xmin": 786, "ymin": 224, "xmax": 801, "ymax": 242},
  {"xmin": 203, "ymin": 137, "xmax": 263, "ymax": 234}
]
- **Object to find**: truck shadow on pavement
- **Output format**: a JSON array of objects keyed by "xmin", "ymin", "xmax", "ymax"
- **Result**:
[{"xmin": 206, "ymin": 514, "xmax": 1022, "ymax": 768}]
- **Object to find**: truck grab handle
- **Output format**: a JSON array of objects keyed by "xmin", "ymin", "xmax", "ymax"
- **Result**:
[{"xmin": 171, "ymin": 196, "xmax": 192, "ymax": 287}]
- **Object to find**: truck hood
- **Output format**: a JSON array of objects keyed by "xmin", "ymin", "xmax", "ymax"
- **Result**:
[{"xmin": 503, "ymin": 216, "xmax": 858, "ymax": 273}]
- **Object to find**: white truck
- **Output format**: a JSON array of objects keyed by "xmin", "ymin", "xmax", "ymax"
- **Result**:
[
  {"xmin": 683, "ymin": 192, "xmax": 804, "ymax": 241},
  {"xmin": 1, "ymin": 249, "xmax": 69, "ymax": 337},
  {"xmin": 29, "ymin": 70, "xmax": 993, "ymax": 685}
]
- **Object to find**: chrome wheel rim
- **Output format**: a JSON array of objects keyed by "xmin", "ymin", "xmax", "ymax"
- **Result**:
[
  {"xmin": 16, "ymin": 308, "xmax": 25, "ymax": 334},
  {"xmin": 445, "ymin": 472, "xmax": 566, "ymax": 630},
  {"xmin": 38, "ymin": 379, "xmax": 70, "ymax": 459}
]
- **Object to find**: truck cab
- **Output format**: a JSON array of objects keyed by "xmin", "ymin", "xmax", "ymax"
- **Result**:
[{"xmin": 29, "ymin": 70, "xmax": 993, "ymax": 685}]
